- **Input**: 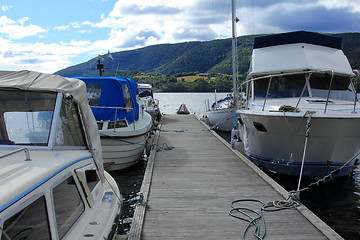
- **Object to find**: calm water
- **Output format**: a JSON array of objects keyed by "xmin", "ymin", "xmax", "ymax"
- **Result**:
[{"xmin": 115, "ymin": 92, "xmax": 360, "ymax": 239}]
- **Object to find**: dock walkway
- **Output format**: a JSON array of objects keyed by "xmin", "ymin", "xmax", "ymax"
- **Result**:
[{"xmin": 129, "ymin": 114, "xmax": 342, "ymax": 239}]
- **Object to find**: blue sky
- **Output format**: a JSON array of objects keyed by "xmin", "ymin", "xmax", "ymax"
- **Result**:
[{"xmin": 1, "ymin": 0, "xmax": 360, "ymax": 73}]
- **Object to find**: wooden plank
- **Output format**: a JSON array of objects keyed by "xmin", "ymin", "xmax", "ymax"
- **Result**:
[
  {"xmin": 130, "ymin": 114, "xmax": 342, "ymax": 240},
  {"xmin": 127, "ymin": 124, "xmax": 161, "ymax": 240}
]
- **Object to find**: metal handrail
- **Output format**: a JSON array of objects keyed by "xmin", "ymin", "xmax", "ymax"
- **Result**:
[
  {"xmin": 90, "ymin": 105, "xmax": 136, "ymax": 131},
  {"xmin": 0, "ymin": 148, "xmax": 31, "ymax": 161},
  {"xmin": 239, "ymin": 69, "xmax": 359, "ymax": 113},
  {"xmin": 324, "ymin": 70, "xmax": 334, "ymax": 114}
]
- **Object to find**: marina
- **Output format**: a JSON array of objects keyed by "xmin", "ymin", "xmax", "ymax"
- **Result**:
[{"xmin": 128, "ymin": 114, "xmax": 341, "ymax": 239}]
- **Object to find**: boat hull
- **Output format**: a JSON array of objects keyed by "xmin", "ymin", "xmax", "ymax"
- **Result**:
[
  {"xmin": 238, "ymin": 111, "xmax": 360, "ymax": 180},
  {"xmin": 206, "ymin": 108, "xmax": 235, "ymax": 131},
  {"xmin": 100, "ymin": 134, "xmax": 148, "ymax": 171}
]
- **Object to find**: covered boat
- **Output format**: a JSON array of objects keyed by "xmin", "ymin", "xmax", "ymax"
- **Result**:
[
  {"xmin": 74, "ymin": 76, "xmax": 153, "ymax": 171},
  {"xmin": 138, "ymin": 83, "xmax": 161, "ymax": 124},
  {"xmin": 0, "ymin": 70, "xmax": 122, "ymax": 239},
  {"xmin": 234, "ymin": 31, "xmax": 360, "ymax": 180}
]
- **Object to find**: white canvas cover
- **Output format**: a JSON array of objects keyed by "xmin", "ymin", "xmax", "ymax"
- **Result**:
[
  {"xmin": 248, "ymin": 43, "xmax": 355, "ymax": 78},
  {"xmin": 0, "ymin": 70, "xmax": 105, "ymax": 178}
]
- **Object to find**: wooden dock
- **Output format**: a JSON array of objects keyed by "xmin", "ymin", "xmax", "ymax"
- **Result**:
[{"xmin": 128, "ymin": 114, "xmax": 343, "ymax": 240}]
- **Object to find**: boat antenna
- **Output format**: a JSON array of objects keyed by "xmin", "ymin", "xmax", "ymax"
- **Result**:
[{"xmin": 96, "ymin": 55, "xmax": 105, "ymax": 76}]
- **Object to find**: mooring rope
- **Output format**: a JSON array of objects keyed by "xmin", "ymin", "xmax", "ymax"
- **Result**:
[
  {"xmin": 297, "ymin": 111, "xmax": 313, "ymax": 192},
  {"xmin": 99, "ymin": 133, "xmax": 174, "ymax": 152}
]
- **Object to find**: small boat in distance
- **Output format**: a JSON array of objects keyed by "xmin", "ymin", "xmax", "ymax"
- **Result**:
[
  {"xmin": 205, "ymin": 94, "xmax": 236, "ymax": 131},
  {"xmin": 0, "ymin": 70, "xmax": 122, "ymax": 239},
  {"xmin": 234, "ymin": 31, "xmax": 360, "ymax": 180},
  {"xmin": 177, "ymin": 104, "xmax": 190, "ymax": 114},
  {"xmin": 138, "ymin": 83, "xmax": 161, "ymax": 125},
  {"xmin": 74, "ymin": 76, "xmax": 153, "ymax": 171}
]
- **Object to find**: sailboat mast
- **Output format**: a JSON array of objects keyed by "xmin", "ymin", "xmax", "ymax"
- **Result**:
[{"xmin": 232, "ymin": 0, "xmax": 239, "ymax": 108}]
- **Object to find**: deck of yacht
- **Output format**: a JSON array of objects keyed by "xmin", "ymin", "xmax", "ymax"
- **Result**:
[{"xmin": 128, "ymin": 114, "xmax": 342, "ymax": 239}]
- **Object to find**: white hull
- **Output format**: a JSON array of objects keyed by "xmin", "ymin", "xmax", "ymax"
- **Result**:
[
  {"xmin": 101, "ymin": 134, "xmax": 148, "ymax": 170},
  {"xmin": 237, "ymin": 101, "xmax": 360, "ymax": 179},
  {"xmin": 99, "ymin": 112, "xmax": 153, "ymax": 171},
  {"xmin": 205, "ymin": 107, "xmax": 235, "ymax": 132}
]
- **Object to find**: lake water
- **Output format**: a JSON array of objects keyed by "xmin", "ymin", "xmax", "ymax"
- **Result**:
[{"xmin": 115, "ymin": 92, "xmax": 360, "ymax": 239}]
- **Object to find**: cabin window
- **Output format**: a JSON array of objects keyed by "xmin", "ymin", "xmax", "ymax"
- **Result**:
[
  {"xmin": 107, "ymin": 120, "xmax": 127, "ymax": 129},
  {"xmin": 309, "ymin": 73, "xmax": 355, "ymax": 100},
  {"xmin": 122, "ymin": 84, "xmax": 132, "ymax": 111},
  {"xmin": 54, "ymin": 98, "xmax": 86, "ymax": 146},
  {"xmin": 85, "ymin": 169, "xmax": 100, "ymax": 192},
  {"xmin": 254, "ymin": 74, "xmax": 308, "ymax": 99},
  {"xmin": 53, "ymin": 175, "xmax": 85, "ymax": 239},
  {"xmin": 0, "ymin": 90, "xmax": 56, "ymax": 146},
  {"xmin": 85, "ymin": 83, "xmax": 102, "ymax": 106},
  {"xmin": 1, "ymin": 196, "xmax": 51, "ymax": 239}
]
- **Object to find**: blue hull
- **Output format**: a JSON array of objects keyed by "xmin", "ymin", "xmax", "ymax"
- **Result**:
[{"xmin": 246, "ymin": 152, "xmax": 354, "ymax": 181}]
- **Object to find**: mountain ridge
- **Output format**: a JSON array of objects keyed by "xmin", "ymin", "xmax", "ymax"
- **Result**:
[{"xmin": 55, "ymin": 33, "xmax": 360, "ymax": 77}]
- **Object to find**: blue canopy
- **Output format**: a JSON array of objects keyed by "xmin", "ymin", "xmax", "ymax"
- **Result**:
[{"xmin": 73, "ymin": 76, "xmax": 139, "ymax": 123}]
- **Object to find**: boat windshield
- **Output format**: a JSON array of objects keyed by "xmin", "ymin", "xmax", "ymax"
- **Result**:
[
  {"xmin": 0, "ymin": 90, "xmax": 56, "ymax": 146},
  {"xmin": 138, "ymin": 88, "xmax": 152, "ymax": 98},
  {"xmin": 253, "ymin": 73, "xmax": 353, "ymax": 100},
  {"xmin": 0, "ymin": 90, "xmax": 87, "ymax": 147}
]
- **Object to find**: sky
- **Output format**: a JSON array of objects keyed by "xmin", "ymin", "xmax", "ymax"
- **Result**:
[{"xmin": 1, "ymin": 0, "xmax": 360, "ymax": 74}]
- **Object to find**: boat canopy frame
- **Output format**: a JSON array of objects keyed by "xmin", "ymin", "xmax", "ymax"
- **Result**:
[{"xmin": 240, "ymin": 69, "xmax": 359, "ymax": 113}]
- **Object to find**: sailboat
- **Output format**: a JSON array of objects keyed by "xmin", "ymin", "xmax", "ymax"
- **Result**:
[
  {"xmin": 204, "ymin": 0, "xmax": 239, "ymax": 132},
  {"xmin": 234, "ymin": 31, "xmax": 360, "ymax": 180}
]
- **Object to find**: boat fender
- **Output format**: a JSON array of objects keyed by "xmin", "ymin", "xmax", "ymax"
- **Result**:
[{"xmin": 253, "ymin": 122, "xmax": 267, "ymax": 132}]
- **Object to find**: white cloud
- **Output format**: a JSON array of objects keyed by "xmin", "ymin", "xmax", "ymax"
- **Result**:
[
  {"xmin": 69, "ymin": 39, "xmax": 91, "ymax": 47},
  {"xmin": 54, "ymin": 25, "xmax": 70, "ymax": 31},
  {"xmin": 0, "ymin": 16, "xmax": 46, "ymax": 39},
  {"xmin": 0, "ymin": 23, "xmax": 47, "ymax": 39},
  {"xmin": 0, "ymin": 38, "xmax": 92, "ymax": 73},
  {"xmin": 2, "ymin": 5, "xmax": 12, "ymax": 12},
  {"xmin": 1, "ymin": 0, "xmax": 359, "ymax": 74},
  {"xmin": 0, "ymin": 16, "xmax": 15, "ymax": 25}
]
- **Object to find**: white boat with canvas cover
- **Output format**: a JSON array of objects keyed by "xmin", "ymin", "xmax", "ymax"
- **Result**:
[
  {"xmin": 0, "ymin": 70, "xmax": 122, "ymax": 240},
  {"xmin": 234, "ymin": 31, "xmax": 360, "ymax": 180},
  {"xmin": 74, "ymin": 77, "xmax": 153, "ymax": 171}
]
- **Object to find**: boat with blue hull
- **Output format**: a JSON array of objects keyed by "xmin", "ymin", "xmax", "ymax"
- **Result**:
[
  {"xmin": 234, "ymin": 31, "xmax": 360, "ymax": 180},
  {"xmin": 74, "ymin": 76, "xmax": 153, "ymax": 171},
  {"xmin": 0, "ymin": 70, "xmax": 122, "ymax": 240}
]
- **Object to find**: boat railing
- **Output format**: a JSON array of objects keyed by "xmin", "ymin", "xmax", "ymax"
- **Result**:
[
  {"xmin": 90, "ymin": 105, "xmax": 136, "ymax": 131},
  {"xmin": 240, "ymin": 69, "xmax": 359, "ymax": 113},
  {"xmin": 0, "ymin": 147, "xmax": 31, "ymax": 161}
]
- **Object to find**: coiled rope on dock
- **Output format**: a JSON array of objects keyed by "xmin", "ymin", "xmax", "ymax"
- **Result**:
[{"xmin": 229, "ymin": 199, "xmax": 266, "ymax": 240}]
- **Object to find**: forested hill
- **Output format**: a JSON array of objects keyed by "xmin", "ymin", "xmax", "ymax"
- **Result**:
[{"xmin": 55, "ymin": 33, "xmax": 360, "ymax": 77}]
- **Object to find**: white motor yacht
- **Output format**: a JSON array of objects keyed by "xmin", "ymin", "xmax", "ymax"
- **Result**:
[{"xmin": 235, "ymin": 31, "xmax": 360, "ymax": 180}]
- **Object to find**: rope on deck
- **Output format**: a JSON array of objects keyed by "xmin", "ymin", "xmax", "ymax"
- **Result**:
[{"xmin": 99, "ymin": 132, "xmax": 174, "ymax": 152}]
